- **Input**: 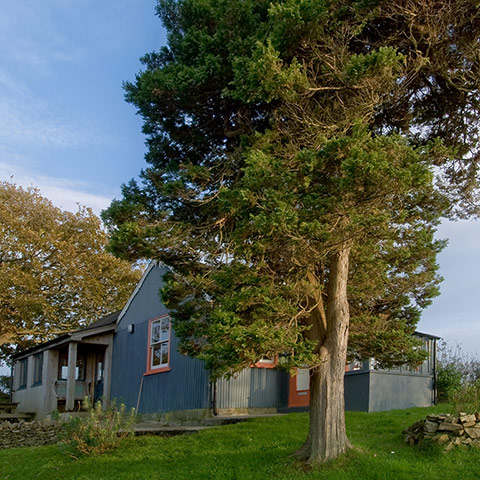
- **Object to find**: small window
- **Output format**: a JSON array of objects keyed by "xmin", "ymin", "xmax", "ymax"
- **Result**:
[
  {"xmin": 346, "ymin": 359, "xmax": 368, "ymax": 372},
  {"xmin": 18, "ymin": 358, "xmax": 28, "ymax": 389},
  {"xmin": 32, "ymin": 353, "xmax": 43, "ymax": 385},
  {"xmin": 255, "ymin": 357, "xmax": 277, "ymax": 368},
  {"xmin": 96, "ymin": 353, "xmax": 104, "ymax": 384},
  {"xmin": 146, "ymin": 316, "xmax": 170, "ymax": 374},
  {"xmin": 296, "ymin": 368, "xmax": 310, "ymax": 391}
]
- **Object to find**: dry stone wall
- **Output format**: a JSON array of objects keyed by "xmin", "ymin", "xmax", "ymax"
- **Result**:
[
  {"xmin": 403, "ymin": 413, "xmax": 480, "ymax": 451},
  {"xmin": 0, "ymin": 420, "xmax": 62, "ymax": 449}
]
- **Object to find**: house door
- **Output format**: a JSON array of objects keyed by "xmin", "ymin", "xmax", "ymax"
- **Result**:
[
  {"xmin": 93, "ymin": 353, "xmax": 104, "ymax": 403},
  {"xmin": 288, "ymin": 368, "xmax": 310, "ymax": 407}
]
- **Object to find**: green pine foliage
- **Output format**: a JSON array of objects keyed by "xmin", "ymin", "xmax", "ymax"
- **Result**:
[
  {"xmin": 103, "ymin": 4, "xmax": 480, "ymax": 462},
  {"xmin": 100, "ymin": 0, "xmax": 480, "ymax": 379}
]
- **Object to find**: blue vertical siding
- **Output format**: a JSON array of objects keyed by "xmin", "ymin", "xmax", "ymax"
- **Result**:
[
  {"xmin": 111, "ymin": 264, "xmax": 210, "ymax": 414},
  {"xmin": 344, "ymin": 372, "xmax": 370, "ymax": 412}
]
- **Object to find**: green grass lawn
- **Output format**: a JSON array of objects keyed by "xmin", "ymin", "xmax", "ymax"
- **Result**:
[{"xmin": 2, "ymin": 405, "xmax": 479, "ymax": 480}]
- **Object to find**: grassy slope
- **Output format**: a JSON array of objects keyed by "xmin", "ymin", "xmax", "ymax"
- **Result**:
[{"xmin": 2, "ymin": 405, "xmax": 480, "ymax": 480}]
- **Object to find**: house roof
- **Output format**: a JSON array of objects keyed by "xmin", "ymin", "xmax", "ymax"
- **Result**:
[
  {"xmin": 414, "ymin": 331, "xmax": 441, "ymax": 340},
  {"xmin": 12, "ymin": 311, "xmax": 120, "ymax": 360},
  {"xmin": 81, "ymin": 311, "xmax": 120, "ymax": 331}
]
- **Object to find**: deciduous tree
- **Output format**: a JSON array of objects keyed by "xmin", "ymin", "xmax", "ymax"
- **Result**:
[
  {"xmin": 0, "ymin": 374, "xmax": 11, "ymax": 401},
  {"xmin": 103, "ymin": 0, "xmax": 480, "ymax": 465},
  {"xmin": 0, "ymin": 182, "xmax": 142, "ymax": 361}
]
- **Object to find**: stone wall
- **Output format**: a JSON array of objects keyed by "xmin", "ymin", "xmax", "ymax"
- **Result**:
[
  {"xmin": 403, "ymin": 413, "xmax": 480, "ymax": 451},
  {"xmin": 0, "ymin": 420, "xmax": 62, "ymax": 449}
]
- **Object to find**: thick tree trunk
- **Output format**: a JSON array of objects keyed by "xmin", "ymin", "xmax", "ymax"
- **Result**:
[{"xmin": 296, "ymin": 247, "xmax": 351, "ymax": 465}]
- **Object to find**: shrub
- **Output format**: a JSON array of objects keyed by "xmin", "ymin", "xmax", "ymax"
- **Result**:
[
  {"xmin": 451, "ymin": 381, "xmax": 480, "ymax": 414},
  {"xmin": 0, "ymin": 375, "xmax": 11, "ymax": 401},
  {"xmin": 61, "ymin": 398, "xmax": 136, "ymax": 457},
  {"xmin": 436, "ymin": 363, "xmax": 462, "ymax": 402},
  {"xmin": 436, "ymin": 342, "xmax": 480, "ymax": 410}
]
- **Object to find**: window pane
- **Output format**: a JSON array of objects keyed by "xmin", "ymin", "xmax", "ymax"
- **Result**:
[
  {"xmin": 152, "ymin": 344, "xmax": 162, "ymax": 367},
  {"xmin": 19, "ymin": 359, "xmax": 28, "ymax": 387},
  {"xmin": 151, "ymin": 321, "xmax": 161, "ymax": 344},
  {"xmin": 34, "ymin": 354, "xmax": 43, "ymax": 384},
  {"xmin": 296, "ymin": 368, "xmax": 310, "ymax": 391},
  {"xmin": 76, "ymin": 356, "xmax": 85, "ymax": 380},
  {"xmin": 148, "ymin": 317, "xmax": 170, "ymax": 371},
  {"xmin": 160, "ymin": 318, "xmax": 169, "ymax": 342},
  {"xmin": 97, "ymin": 361, "xmax": 104, "ymax": 383},
  {"xmin": 259, "ymin": 357, "xmax": 274, "ymax": 364},
  {"xmin": 161, "ymin": 343, "xmax": 169, "ymax": 366}
]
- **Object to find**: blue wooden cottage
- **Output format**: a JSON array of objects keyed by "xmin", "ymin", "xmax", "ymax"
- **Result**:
[
  {"xmin": 110, "ymin": 261, "xmax": 438, "ymax": 419},
  {"xmin": 111, "ymin": 261, "xmax": 287, "ymax": 419},
  {"xmin": 11, "ymin": 261, "xmax": 439, "ymax": 420}
]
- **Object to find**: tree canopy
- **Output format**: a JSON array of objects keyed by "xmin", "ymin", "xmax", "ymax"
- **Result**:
[
  {"xmin": 0, "ymin": 181, "xmax": 142, "ymax": 362},
  {"xmin": 103, "ymin": 0, "xmax": 480, "ymax": 464}
]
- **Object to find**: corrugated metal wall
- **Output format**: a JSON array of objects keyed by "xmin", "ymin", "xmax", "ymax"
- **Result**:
[
  {"xmin": 110, "ymin": 265, "xmax": 210, "ymax": 414},
  {"xmin": 216, "ymin": 367, "xmax": 284, "ymax": 409},
  {"xmin": 368, "ymin": 371, "xmax": 433, "ymax": 412}
]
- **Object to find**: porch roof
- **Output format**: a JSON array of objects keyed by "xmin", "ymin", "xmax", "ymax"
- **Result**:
[{"xmin": 12, "ymin": 311, "xmax": 120, "ymax": 360}]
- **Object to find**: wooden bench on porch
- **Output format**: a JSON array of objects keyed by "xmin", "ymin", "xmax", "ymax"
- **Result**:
[
  {"xmin": 54, "ymin": 380, "xmax": 86, "ymax": 411},
  {"xmin": 54, "ymin": 380, "xmax": 86, "ymax": 400}
]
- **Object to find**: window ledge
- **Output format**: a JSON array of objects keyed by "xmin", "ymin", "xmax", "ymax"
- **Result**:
[
  {"xmin": 144, "ymin": 367, "xmax": 171, "ymax": 376},
  {"xmin": 253, "ymin": 362, "xmax": 276, "ymax": 369}
]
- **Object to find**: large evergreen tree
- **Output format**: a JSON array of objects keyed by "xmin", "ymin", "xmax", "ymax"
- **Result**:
[{"xmin": 103, "ymin": 0, "xmax": 480, "ymax": 464}]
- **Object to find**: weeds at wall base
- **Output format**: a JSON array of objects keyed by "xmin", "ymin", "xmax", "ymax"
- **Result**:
[{"xmin": 59, "ymin": 397, "xmax": 136, "ymax": 458}]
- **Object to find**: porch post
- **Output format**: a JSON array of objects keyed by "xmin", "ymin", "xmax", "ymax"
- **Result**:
[
  {"xmin": 66, "ymin": 342, "xmax": 78, "ymax": 411},
  {"xmin": 102, "ymin": 342, "xmax": 112, "ymax": 409}
]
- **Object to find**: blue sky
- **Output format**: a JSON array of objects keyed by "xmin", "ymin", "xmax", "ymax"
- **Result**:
[
  {"xmin": 0, "ymin": 0, "xmax": 478, "ymax": 375},
  {"xmin": 0, "ymin": 0, "xmax": 165, "ymax": 212}
]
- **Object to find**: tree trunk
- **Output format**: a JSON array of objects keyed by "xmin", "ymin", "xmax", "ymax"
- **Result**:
[{"xmin": 296, "ymin": 247, "xmax": 351, "ymax": 465}]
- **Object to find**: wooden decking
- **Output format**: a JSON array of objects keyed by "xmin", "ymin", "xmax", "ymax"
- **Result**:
[{"xmin": 0, "ymin": 402, "xmax": 18, "ymax": 414}]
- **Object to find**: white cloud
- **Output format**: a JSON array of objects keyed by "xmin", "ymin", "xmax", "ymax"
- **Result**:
[
  {"xmin": 0, "ymin": 160, "xmax": 114, "ymax": 215},
  {"xmin": 0, "ymin": 2, "xmax": 112, "ymax": 150},
  {"xmin": 0, "ymin": 95, "xmax": 107, "ymax": 149},
  {"xmin": 0, "ymin": 68, "xmax": 110, "ymax": 149}
]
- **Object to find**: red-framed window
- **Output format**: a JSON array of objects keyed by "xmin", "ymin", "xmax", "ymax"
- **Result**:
[
  {"xmin": 145, "ymin": 315, "xmax": 171, "ymax": 375},
  {"xmin": 254, "ymin": 357, "xmax": 278, "ymax": 369}
]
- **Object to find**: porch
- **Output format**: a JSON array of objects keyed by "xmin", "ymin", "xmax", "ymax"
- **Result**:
[{"xmin": 54, "ymin": 340, "xmax": 112, "ymax": 412}]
